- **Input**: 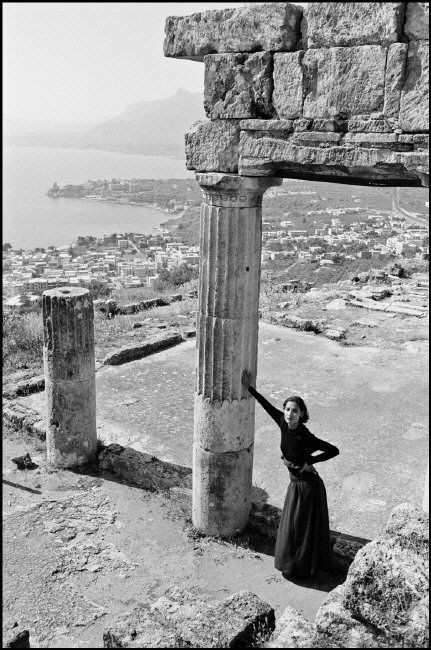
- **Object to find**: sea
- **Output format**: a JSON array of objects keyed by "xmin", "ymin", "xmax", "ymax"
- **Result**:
[{"xmin": 3, "ymin": 146, "xmax": 194, "ymax": 250}]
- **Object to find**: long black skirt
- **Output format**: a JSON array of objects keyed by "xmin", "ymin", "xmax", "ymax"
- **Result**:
[{"xmin": 274, "ymin": 470, "xmax": 332, "ymax": 577}]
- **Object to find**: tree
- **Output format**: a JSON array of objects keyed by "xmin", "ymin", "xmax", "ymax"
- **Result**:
[{"xmin": 3, "ymin": 243, "xmax": 12, "ymax": 252}]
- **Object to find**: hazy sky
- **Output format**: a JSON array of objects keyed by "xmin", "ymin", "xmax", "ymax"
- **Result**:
[{"xmin": 3, "ymin": 2, "xmax": 259, "ymax": 123}]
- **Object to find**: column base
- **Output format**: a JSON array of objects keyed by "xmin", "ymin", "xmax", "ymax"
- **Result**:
[
  {"xmin": 192, "ymin": 443, "xmax": 253, "ymax": 537},
  {"xmin": 45, "ymin": 378, "xmax": 97, "ymax": 468}
]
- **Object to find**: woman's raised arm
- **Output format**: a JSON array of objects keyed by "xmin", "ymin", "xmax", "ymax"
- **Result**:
[{"xmin": 242, "ymin": 370, "xmax": 283, "ymax": 424}]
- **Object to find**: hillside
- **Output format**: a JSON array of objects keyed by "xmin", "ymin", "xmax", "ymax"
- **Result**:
[{"xmin": 4, "ymin": 89, "xmax": 205, "ymax": 157}]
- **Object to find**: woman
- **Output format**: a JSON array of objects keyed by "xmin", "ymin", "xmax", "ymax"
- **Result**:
[{"xmin": 242, "ymin": 370, "xmax": 339, "ymax": 579}]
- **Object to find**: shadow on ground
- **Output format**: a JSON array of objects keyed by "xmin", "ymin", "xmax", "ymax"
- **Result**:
[{"xmin": 72, "ymin": 458, "xmax": 349, "ymax": 594}]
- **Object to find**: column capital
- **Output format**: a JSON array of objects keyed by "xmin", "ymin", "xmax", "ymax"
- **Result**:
[{"xmin": 195, "ymin": 172, "xmax": 282, "ymax": 208}]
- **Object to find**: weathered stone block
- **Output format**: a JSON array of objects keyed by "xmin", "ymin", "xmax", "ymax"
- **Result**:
[
  {"xmin": 164, "ymin": 3, "xmax": 303, "ymax": 61},
  {"xmin": 273, "ymin": 52, "xmax": 304, "ymax": 119},
  {"xmin": 102, "ymin": 333, "xmax": 183, "ymax": 365},
  {"xmin": 348, "ymin": 116, "xmax": 394, "ymax": 133},
  {"xmin": 193, "ymin": 443, "xmax": 254, "ymax": 537},
  {"xmin": 344, "ymin": 132, "xmax": 399, "ymax": 148},
  {"xmin": 154, "ymin": 588, "xmax": 275, "ymax": 648},
  {"xmin": 404, "ymin": 2, "xmax": 429, "ymax": 41},
  {"xmin": 185, "ymin": 120, "xmax": 240, "ymax": 173},
  {"xmin": 240, "ymin": 119, "xmax": 294, "ymax": 132},
  {"xmin": 384, "ymin": 43, "xmax": 408, "ymax": 118},
  {"xmin": 238, "ymin": 129, "xmax": 429, "ymax": 185},
  {"xmin": 384, "ymin": 502, "xmax": 429, "ymax": 556},
  {"xmin": 399, "ymin": 41, "xmax": 429, "ymax": 132},
  {"xmin": 303, "ymin": 2, "xmax": 405, "ymax": 48},
  {"xmin": 312, "ymin": 118, "xmax": 348, "ymax": 132},
  {"xmin": 314, "ymin": 585, "xmax": 385, "ymax": 648},
  {"xmin": 293, "ymin": 118, "xmax": 313, "ymax": 132},
  {"xmin": 266, "ymin": 605, "xmax": 314, "ymax": 648},
  {"xmin": 204, "ymin": 53, "xmax": 273, "ymax": 119},
  {"xmin": 292, "ymin": 131, "xmax": 343, "ymax": 145},
  {"xmin": 342, "ymin": 538, "xmax": 429, "ymax": 639},
  {"xmin": 303, "ymin": 46, "xmax": 387, "ymax": 118},
  {"xmin": 399, "ymin": 133, "xmax": 429, "ymax": 149},
  {"xmin": 104, "ymin": 588, "xmax": 275, "ymax": 648}
]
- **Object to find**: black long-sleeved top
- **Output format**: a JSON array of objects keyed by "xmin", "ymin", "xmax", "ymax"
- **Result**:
[{"xmin": 249, "ymin": 387, "xmax": 339, "ymax": 467}]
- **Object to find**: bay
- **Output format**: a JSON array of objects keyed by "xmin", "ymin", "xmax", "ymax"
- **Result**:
[{"xmin": 3, "ymin": 146, "xmax": 194, "ymax": 250}]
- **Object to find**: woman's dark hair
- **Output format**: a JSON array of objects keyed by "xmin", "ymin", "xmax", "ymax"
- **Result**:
[{"xmin": 282, "ymin": 395, "xmax": 309, "ymax": 424}]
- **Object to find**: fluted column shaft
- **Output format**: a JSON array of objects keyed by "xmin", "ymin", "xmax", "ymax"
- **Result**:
[
  {"xmin": 43, "ymin": 287, "xmax": 97, "ymax": 468},
  {"xmin": 193, "ymin": 173, "xmax": 282, "ymax": 537}
]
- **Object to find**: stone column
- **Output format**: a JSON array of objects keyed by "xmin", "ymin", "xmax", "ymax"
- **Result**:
[
  {"xmin": 193, "ymin": 172, "xmax": 282, "ymax": 537},
  {"xmin": 43, "ymin": 287, "xmax": 97, "ymax": 468}
]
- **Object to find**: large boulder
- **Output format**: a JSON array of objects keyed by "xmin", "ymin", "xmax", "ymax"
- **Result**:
[
  {"xmin": 342, "ymin": 536, "xmax": 428, "ymax": 644},
  {"xmin": 265, "ymin": 606, "xmax": 314, "ymax": 648},
  {"xmin": 104, "ymin": 587, "xmax": 275, "ymax": 648},
  {"xmin": 314, "ymin": 584, "xmax": 389, "ymax": 648},
  {"xmin": 384, "ymin": 502, "xmax": 429, "ymax": 558}
]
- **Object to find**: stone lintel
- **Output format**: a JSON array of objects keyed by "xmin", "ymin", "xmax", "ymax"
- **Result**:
[
  {"xmin": 163, "ymin": 3, "xmax": 303, "ymax": 62},
  {"xmin": 238, "ymin": 131, "xmax": 428, "ymax": 186}
]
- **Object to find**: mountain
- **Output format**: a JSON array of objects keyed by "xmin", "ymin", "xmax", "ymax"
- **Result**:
[{"xmin": 4, "ymin": 89, "xmax": 206, "ymax": 157}]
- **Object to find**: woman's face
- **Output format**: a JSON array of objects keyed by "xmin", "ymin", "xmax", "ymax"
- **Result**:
[{"xmin": 284, "ymin": 401, "xmax": 303, "ymax": 429}]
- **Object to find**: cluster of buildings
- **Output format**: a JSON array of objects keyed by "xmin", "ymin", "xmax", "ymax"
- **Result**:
[
  {"xmin": 3, "ymin": 201, "xmax": 428, "ymax": 314},
  {"xmin": 261, "ymin": 208, "xmax": 429, "ymax": 265},
  {"xmin": 2, "ymin": 231, "xmax": 199, "ymax": 313}
]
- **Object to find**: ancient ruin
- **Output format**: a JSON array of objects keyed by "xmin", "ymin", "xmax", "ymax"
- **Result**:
[
  {"xmin": 42, "ymin": 287, "xmax": 97, "ymax": 467},
  {"xmin": 164, "ymin": 1, "xmax": 429, "ymax": 536}
]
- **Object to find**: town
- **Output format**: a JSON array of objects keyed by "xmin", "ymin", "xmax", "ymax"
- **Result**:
[{"xmin": 3, "ymin": 178, "xmax": 429, "ymax": 313}]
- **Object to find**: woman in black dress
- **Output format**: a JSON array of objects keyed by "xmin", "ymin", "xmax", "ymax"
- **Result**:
[{"xmin": 242, "ymin": 371, "xmax": 339, "ymax": 579}]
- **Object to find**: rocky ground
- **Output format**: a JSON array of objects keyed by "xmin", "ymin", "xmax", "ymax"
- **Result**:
[{"xmin": 3, "ymin": 426, "xmax": 343, "ymax": 649}]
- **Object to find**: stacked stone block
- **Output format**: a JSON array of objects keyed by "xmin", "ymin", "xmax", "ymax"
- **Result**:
[{"xmin": 166, "ymin": 1, "xmax": 429, "ymax": 186}]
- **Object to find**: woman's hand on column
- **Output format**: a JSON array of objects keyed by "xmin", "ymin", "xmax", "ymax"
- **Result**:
[{"xmin": 241, "ymin": 369, "xmax": 253, "ymax": 396}]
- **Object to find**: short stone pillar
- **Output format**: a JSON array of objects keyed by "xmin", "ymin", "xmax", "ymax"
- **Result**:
[
  {"xmin": 193, "ymin": 172, "xmax": 282, "ymax": 537},
  {"xmin": 42, "ymin": 287, "xmax": 97, "ymax": 467}
]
